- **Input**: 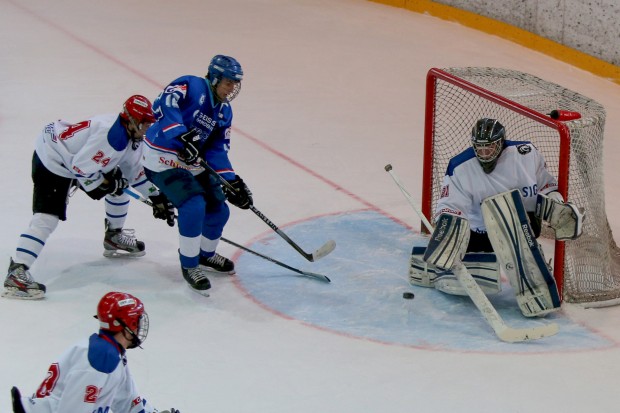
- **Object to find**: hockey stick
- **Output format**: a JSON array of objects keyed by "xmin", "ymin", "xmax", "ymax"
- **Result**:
[
  {"xmin": 198, "ymin": 159, "xmax": 336, "ymax": 262},
  {"xmin": 384, "ymin": 164, "xmax": 559, "ymax": 342},
  {"xmin": 219, "ymin": 237, "xmax": 330, "ymax": 283},
  {"xmin": 123, "ymin": 189, "xmax": 330, "ymax": 283}
]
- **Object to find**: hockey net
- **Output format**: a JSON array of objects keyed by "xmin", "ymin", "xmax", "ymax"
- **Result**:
[{"xmin": 421, "ymin": 67, "xmax": 620, "ymax": 306}]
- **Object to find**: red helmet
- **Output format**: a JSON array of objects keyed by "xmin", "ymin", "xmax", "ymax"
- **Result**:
[
  {"xmin": 120, "ymin": 95, "xmax": 156, "ymax": 124},
  {"xmin": 96, "ymin": 292, "xmax": 149, "ymax": 348}
]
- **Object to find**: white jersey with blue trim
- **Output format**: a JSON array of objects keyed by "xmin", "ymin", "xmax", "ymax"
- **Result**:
[
  {"xmin": 33, "ymin": 114, "xmax": 155, "ymax": 198},
  {"xmin": 21, "ymin": 332, "xmax": 156, "ymax": 413},
  {"xmin": 435, "ymin": 141, "xmax": 558, "ymax": 233},
  {"xmin": 143, "ymin": 74, "xmax": 236, "ymax": 180}
]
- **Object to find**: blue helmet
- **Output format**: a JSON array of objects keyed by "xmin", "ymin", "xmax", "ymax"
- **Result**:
[
  {"xmin": 207, "ymin": 55, "xmax": 243, "ymax": 84},
  {"xmin": 207, "ymin": 55, "xmax": 243, "ymax": 102}
]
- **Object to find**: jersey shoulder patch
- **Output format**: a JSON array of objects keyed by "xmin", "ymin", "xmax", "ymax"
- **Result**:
[
  {"xmin": 107, "ymin": 116, "xmax": 129, "ymax": 152},
  {"xmin": 446, "ymin": 147, "xmax": 477, "ymax": 176},
  {"xmin": 88, "ymin": 333, "xmax": 122, "ymax": 374},
  {"xmin": 505, "ymin": 140, "xmax": 533, "ymax": 155}
]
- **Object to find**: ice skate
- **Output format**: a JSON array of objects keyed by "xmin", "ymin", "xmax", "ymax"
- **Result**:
[
  {"xmin": 181, "ymin": 266, "xmax": 211, "ymax": 296},
  {"xmin": 103, "ymin": 219, "xmax": 146, "ymax": 258},
  {"xmin": 199, "ymin": 253, "xmax": 235, "ymax": 275},
  {"xmin": 2, "ymin": 258, "xmax": 46, "ymax": 300}
]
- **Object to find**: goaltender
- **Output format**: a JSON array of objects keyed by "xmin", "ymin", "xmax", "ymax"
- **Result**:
[{"xmin": 410, "ymin": 118, "xmax": 585, "ymax": 317}]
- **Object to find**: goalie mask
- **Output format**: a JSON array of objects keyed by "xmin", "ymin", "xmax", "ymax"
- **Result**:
[
  {"xmin": 471, "ymin": 118, "xmax": 506, "ymax": 174},
  {"xmin": 96, "ymin": 291, "xmax": 149, "ymax": 349},
  {"xmin": 120, "ymin": 95, "xmax": 156, "ymax": 149},
  {"xmin": 206, "ymin": 55, "xmax": 243, "ymax": 103}
]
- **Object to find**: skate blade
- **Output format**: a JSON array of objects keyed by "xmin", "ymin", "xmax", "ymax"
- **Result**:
[
  {"xmin": 199, "ymin": 265, "xmax": 236, "ymax": 276},
  {"xmin": 103, "ymin": 250, "xmax": 146, "ymax": 258},
  {"xmin": 187, "ymin": 285, "xmax": 210, "ymax": 297},
  {"xmin": 2, "ymin": 288, "xmax": 45, "ymax": 300}
]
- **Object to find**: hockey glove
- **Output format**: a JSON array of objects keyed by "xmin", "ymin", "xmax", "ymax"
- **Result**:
[
  {"xmin": 158, "ymin": 409, "xmax": 180, "ymax": 413},
  {"xmin": 102, "ymin": 167, "xmax": 129, "ymax": 196},
  {"xmin": 177, "ymin": 129, "xmax": 201, "ymax": 165},
  {"xmin": 149, "ymin": 193, "xmax": 176, "ymax": 227},
  {"xmin": 87, "ymin": 167, "xmax": 128, "ymax": 199},
  {"xmin": 223, "ymin": 175, "xmax": 253, "ymax": 209},
  {"xmin": 536, "ymin": 192, "xmax": 585, "ymax": 240}
]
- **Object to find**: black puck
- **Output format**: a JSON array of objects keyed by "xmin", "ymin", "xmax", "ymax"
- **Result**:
[{"xmin": 402, "ymin": 292, "xmax": 415, "ymax": 300}]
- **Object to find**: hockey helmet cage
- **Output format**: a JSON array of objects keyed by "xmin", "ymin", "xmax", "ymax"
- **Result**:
[
  {"xmin": 471, "ymin": 118, "xmax": 506, "ymax": 173},
  {"xmin": 96, "ymin": 291, "xmax": 149, "ymax": 348},
  {"xmin": 120, "ymin": 95, "xmax": 156, "ymax": 124}
]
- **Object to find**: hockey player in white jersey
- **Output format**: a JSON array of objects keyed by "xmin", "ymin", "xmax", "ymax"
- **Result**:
[
  {"xmin": 9, "ymin": 291, "xmax": 179, "ymax": 413},
  {"xmin": 3, "ymin": 96, "xmax": 176, "ymax": 300},
  {"xmin": 411, "ymin": 118, "xmax": 584, "ymax": 317}
]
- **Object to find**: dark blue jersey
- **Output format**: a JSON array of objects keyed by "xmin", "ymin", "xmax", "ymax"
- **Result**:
[{"xmin": 143, "ymin": 75, "xmax": 235, "ymax": 179}]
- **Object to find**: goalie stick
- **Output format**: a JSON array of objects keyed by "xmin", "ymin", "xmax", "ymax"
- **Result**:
[
  {"xmin": 198, "ymin": 159, "xmax": 336, "ymax": 262},
  {"xmin": 384, "ymin": 164, "xmax": 559, "ymax": 342},
  {"xmin": 123, "ymin": 189, "xmax": 330, "ymax": 283}
]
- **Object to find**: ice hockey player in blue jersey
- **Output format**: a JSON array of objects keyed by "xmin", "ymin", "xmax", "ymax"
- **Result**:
[
  {"xmin": 3, "ymin": 96, "xmax": 176, "ymax": 300},
  {"xmin": 142, "ymin": 55, "xmax": 253, "ymax": 295},
  {"xmin": 10, "ymin": 291, "xmax": 179, "ymax": 413}
]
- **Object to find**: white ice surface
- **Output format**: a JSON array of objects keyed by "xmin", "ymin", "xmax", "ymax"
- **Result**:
[{"xmin": 1, "ymin": 1, "xmax": 620, "ymax": 412}]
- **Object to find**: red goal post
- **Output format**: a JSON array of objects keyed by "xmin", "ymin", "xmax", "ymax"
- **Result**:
[{"xmin": 421, "ymin": 67, "xmax": 620, "ymax": 306}]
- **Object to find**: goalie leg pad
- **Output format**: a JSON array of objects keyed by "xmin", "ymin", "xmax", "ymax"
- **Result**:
[
  {"xmin": 409, "ymin": 246, "xmax": 437, "ymax": 287},
  {"xmin": 410, "ymin": 247, "xmax": 500, "ymax": 295},
  {"xmin": 535, "ymin": 192, "xmax": 584, "ymax": 240},
  {"xmin": 482, "ymin": 190, "xmax": 561, "ymax": 317},
  {"xmin": 423, "ymin": 214, "xmax": 470, "ymax": 269},
  {"xmin": 435, "ymin": 253, "xmax": 501, "ymax": 296}
]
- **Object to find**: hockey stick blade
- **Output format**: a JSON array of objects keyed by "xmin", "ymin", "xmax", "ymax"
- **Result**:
[
  {"xmin": 452, "ymin": 248, "xmax": 559, "ymax": 342},
  {"xmin": 496, "ymin": 323, "xmax": 559, "ymax": 343},
  {"xmin": 197, "ymin": 159, "xmax": 335, "ymax": 262},
  {"xmin": 311, "ymin": 239, "xmax": 337, "ymax": 261},
  {"xmin": 123, "ymin": 189, "xmax": 331, "ymax": 283},
  {"xmin": 221, "ymin": 237, "xmax": 331, "ymax": 283}
]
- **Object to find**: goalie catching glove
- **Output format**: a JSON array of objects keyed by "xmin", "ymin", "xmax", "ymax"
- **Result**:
[
  {"xmin": 535, "ymin": 191, "xmax": 585, "ymax": 240},
  {"xmin": 149, "ymin": 193, "xmax": 175, "ymax": 227},
  {"xmin": 223, "ymin": 175, "xmax": 253, "ymax": 209}
]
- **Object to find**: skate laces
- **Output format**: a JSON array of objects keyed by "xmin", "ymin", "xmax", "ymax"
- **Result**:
[
  {"xmin": 109, "ymin": 229, "xmax": 138, "ymax": 247},
  {"xmin": 204, "ymin": 253, "xmax": 226, "ymax": 266},
  {"xmin": 186, "ymin": 267, "xmax": 209, "ymax": 282},
  {"xmin": 8, "ymin": 264, "xmax": 35, "ymax": 285}
]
